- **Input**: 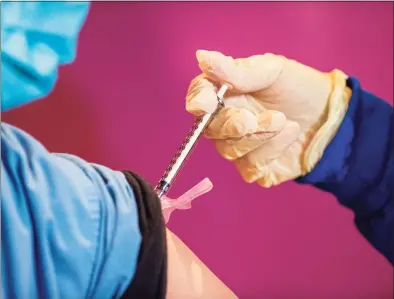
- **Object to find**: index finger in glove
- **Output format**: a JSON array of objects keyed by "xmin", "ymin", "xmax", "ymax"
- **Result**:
[
  {"xmin": 196, "ymin": 50, "xmax": 287, "ymax": 93},
  {"xmin": 186, "ymin": 75, "xmax": 219, "ymax": 116}
]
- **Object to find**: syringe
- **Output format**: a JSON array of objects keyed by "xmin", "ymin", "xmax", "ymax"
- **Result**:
[{"xmin": 154, "ymin": 83, "xmax": 229, "ymax": 199}]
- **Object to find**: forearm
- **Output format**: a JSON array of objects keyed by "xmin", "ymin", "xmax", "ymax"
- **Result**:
[
  {"xmin": 166, "ymin": 229, "xmax": 238, "ymax": 299},
  {"xmin": 297, "ymin": 77, "xmax": 394, "ymax": 264}
]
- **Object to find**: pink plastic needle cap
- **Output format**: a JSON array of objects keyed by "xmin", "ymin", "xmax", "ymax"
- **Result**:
[{"xmin": 160, "ymin": 178, "xmax": 213, "ymax": 223}]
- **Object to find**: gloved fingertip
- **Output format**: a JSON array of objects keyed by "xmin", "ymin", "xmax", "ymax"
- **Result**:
[
  {"xmin": 287, "ymin": 121, "xmax": 301, "ymax": 140},
  {"xmin": 196, "ymin": 49, "xmax": 212, "ymax": 69},
  {"xmin": 196, "ymin": 49, "xmax": 208, "ymax": 61},
  {"xmin": 186, "ymin": 101, "xmax": 215, "ymax": 116},
  {"xmin": 257, "ymin": 168, "xmax": 285, "ymax": 188},
  {"xmin": 196, "ymin": 49, "xmax": 222, "ymax": 62},
  {"xmin": 269, "ymin": 111, "xmax": 287, "ymax": 131},
  {"xmin": 256, "ymin": 178, "xmax": 273, "ymax": 188},
  {"xmin": 257, "ymin": 168, "xmax": 299, "ymax": 188},
  {"xmin": 186, "ymin": 77, "xmax": 219, "ymax": 115},
  {"xmin": 196, "ymin": 49, "xmax": 230, "ymax": 75},
  {"xmin": 186, "ymin": 95, "xmax": 217, "ymax": 116},
  {"xmin": 185, "ymin": 107, "xmax": 204, "ymax": 117},
  {"xmin": 233, "ymin": 158, "xmax": 263, "ymax": 183}
]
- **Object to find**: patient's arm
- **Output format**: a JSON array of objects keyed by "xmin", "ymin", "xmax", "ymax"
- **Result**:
[
  {"xmin": 120, "ymin": 170, "xmax": 235, "ymax": 297},
  {"xmin": 166, "ymin": 229, "xmax": 238, "ymax": 299}
]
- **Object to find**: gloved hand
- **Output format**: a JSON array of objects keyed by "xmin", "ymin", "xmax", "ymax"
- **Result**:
[{"xmin": 186, "ymin": 50, "xmax": 352, "ymax": 187}]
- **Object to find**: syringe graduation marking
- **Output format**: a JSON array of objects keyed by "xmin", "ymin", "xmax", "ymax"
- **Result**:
[
  {"xmin": 158, "ymin": 115, "xmax": 205, "ymax": 183},
  {"xmin": 155, "ymin": 84, "xmax": 229, "ymax": 196}
]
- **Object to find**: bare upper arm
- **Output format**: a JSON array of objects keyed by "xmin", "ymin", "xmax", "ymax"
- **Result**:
[{"xmin": 165, "ymin": 229, "xmax": 238, "ymax": 299}]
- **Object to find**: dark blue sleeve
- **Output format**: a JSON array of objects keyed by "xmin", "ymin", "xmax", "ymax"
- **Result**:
[{"xmin": 297, "ymin": 77, "xmax": 394, "ymax": 264}]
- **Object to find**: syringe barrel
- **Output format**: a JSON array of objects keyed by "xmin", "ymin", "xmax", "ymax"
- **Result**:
[
  {"xmin": 154, "ymin": 111, "xmax": 216, "ymax": 198},
  {"xmin": 154, "ymin": 84, "xmax": 229, "ymax": 198}
]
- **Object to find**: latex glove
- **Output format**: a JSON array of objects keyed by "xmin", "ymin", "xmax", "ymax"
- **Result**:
[{"xmin": 186, "ymin": 50, "xmax": 352, "ymax": 187}]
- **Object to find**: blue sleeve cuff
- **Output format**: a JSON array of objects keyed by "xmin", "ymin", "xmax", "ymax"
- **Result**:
[
  {"xmin": 296, "ymin": 77, "xmax": 393, "ymax": 215},
  {"xmin": 296, "ymin": 77, "xmax": 358, "ymax": 185},
  {"xmin": 296, "ymin": 77, "xmax": 394, "ymax": 264}
]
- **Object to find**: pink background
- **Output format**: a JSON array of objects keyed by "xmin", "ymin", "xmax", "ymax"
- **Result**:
[{"xmin": 3, "ymin": 2, "xmax": 393, "ymax": 299}]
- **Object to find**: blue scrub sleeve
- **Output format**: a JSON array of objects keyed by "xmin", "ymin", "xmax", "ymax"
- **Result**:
[
  {"xmin": 1, "ymin": 123, "xmax": 142, "ymax": 299},
  {"xmin": 297, "ymin": 77, "xmax": 394, "ymax": 264},
  {"xmin": 1, "ymin": 2, "xmax": 90, "ymax": 111},
  {"xmin": 2, "ymin": 3, "xmax": 169, "ymax": 297}
]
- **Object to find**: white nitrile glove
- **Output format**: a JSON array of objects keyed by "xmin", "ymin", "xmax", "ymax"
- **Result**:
[{"xmin": 186, "ymin": 50, "xmax": 352, "ymax": 187}]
